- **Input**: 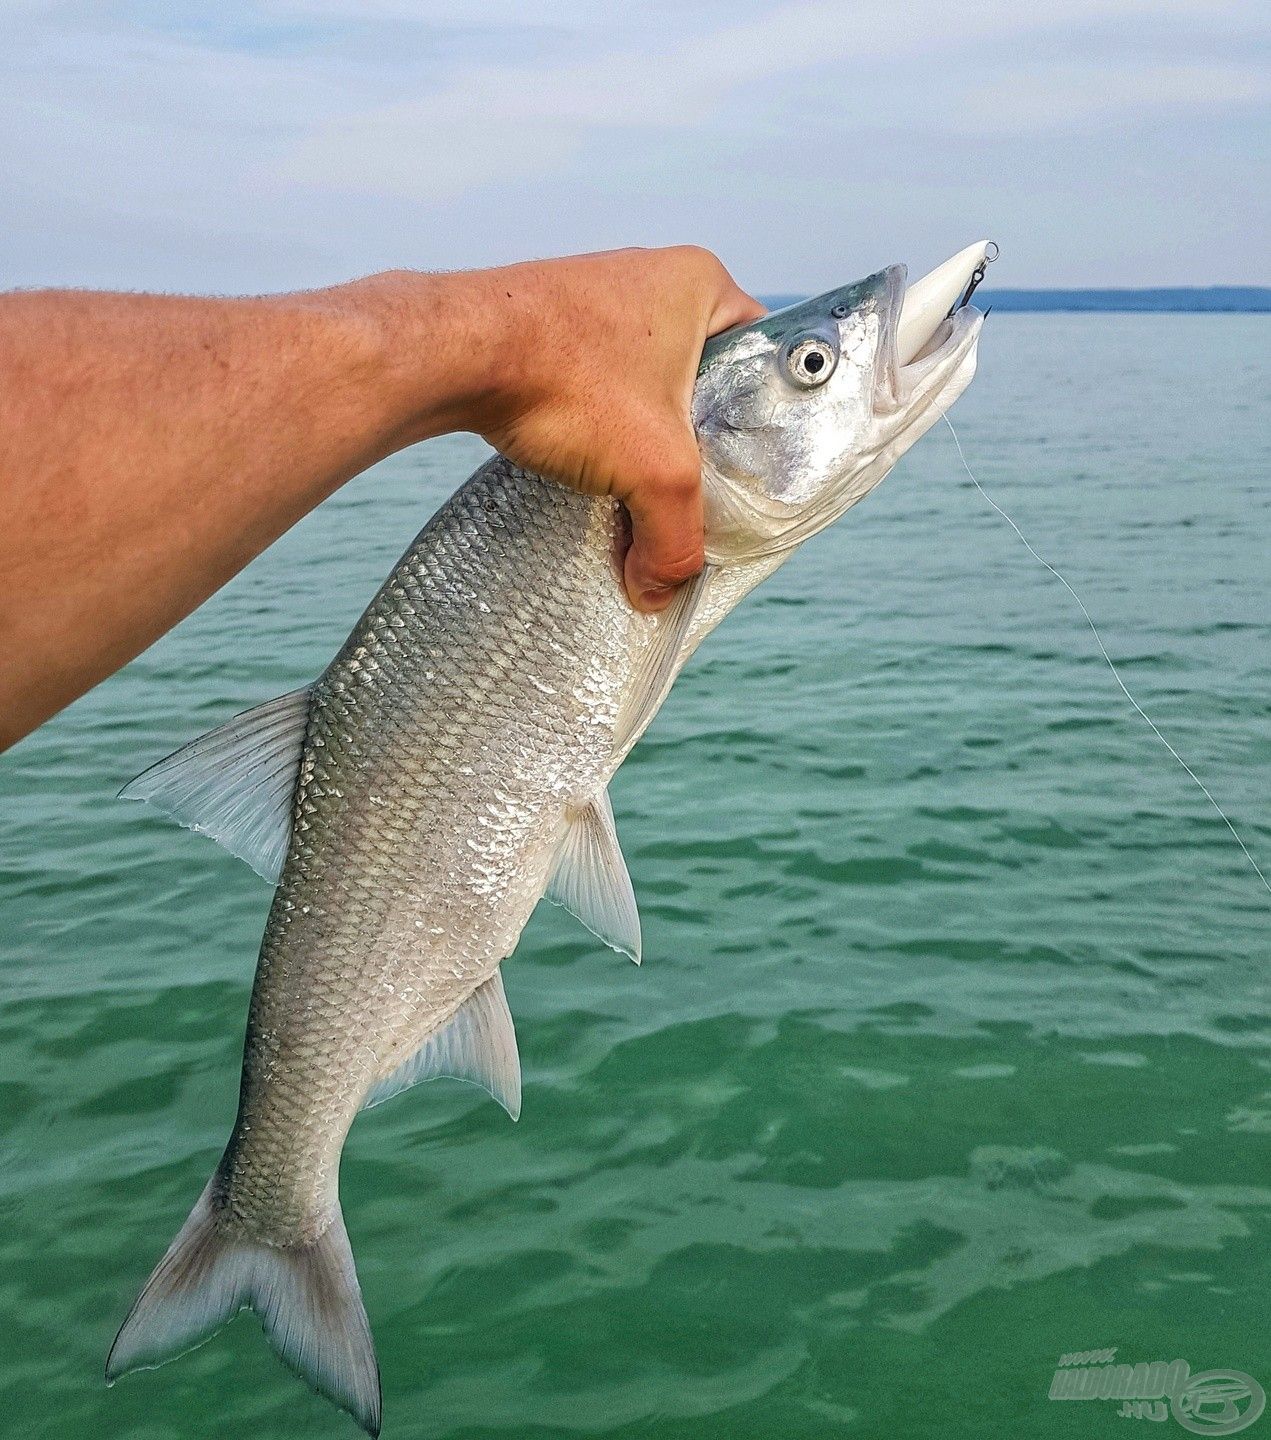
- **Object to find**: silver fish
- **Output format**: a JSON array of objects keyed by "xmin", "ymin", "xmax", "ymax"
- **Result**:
[{"xmin": 108, "ymin": 245, "xmax": 989, "ymax": 1432}]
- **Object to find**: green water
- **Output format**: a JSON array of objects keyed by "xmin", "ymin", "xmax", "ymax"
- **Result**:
[{"xmin": 3, "ymin": 315, "xmax": 1268, "ymax": 1438}]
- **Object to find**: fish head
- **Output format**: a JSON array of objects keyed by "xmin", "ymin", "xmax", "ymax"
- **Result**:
[{"xmin": 694, "ymin": 242, "xmax": 990, "ymax": 562}]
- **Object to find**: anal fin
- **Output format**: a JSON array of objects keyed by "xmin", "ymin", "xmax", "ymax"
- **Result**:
[{"xmin": 364, "ymin": 969, "xmax": 521, "ymax": 1120}]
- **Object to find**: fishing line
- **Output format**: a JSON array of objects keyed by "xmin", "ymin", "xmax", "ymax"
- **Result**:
[{"xmin": 940, "ymin": 411, "xmax": 1271, "ymax": 897}]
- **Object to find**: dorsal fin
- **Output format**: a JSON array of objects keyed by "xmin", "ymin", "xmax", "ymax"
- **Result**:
[
  {"xmin": 545, "ymin": 789, "xmax": 641, "ymax": 963},
  {"xmin": 364, "ymin": 969, "xmax": 521, "ymax": 1120},
  {"xmin": 119, "ymin": 686, "xmax": 312, "ymax": 883}
]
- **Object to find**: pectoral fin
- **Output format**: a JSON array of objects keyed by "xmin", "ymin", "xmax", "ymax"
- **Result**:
[
  {"xmin": 546, "ymin": 790, "xmax": 641, "ymax": 963},
  {"xmin": 612, "ymin": 566, "xmax": 710, "ymax": 755},
  {"xmin": 119, "ymin": 686, "xmax": 313, "ymax": 883},
  {"xmin": 364, "ymin": 969, "xmax": 521, "ymax": 1120}
]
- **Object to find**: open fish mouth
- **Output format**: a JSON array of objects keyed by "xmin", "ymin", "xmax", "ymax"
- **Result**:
[
  {"xmin": 694, "ymin": 240, "xmax": 994, "ymax": 564},
  {"xmin": 875, "ymin": 241, "xmax": 991, "ymax": 414}
]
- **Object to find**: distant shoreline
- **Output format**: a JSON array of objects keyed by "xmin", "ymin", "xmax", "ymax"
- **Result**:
[
  {"xmin": 761, "ymin": 287, "xmax": 1271, "ymax": 314},
  {"xmin": 976, "ymin": 287, "xmax": 1270, "ymax": 313}
]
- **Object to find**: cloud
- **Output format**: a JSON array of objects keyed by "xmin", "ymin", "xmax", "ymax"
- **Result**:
[
  {"xmin": 949, "ymin": 61, "xmax": 1271, "ymax": 133},
  {"xmin": 0, "ymin": 0, "xmax": 1267, "ymax": 289},
  {"xmin": 277, "ymin": 0, "xmax": 1268, "ymax": 198}
]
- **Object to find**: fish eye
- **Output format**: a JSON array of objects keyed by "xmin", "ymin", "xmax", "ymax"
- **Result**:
[{"xmin": 783, "ymin": 333, "xmax": 838, "ymax": 389}]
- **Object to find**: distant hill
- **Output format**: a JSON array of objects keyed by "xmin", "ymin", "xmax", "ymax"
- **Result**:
[{"xmin": 759, "ymin": 287, "xmax": 1271, "ymax": 314}]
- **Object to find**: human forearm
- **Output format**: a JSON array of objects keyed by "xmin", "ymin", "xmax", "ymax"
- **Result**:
[
  {"xmin": 0, "ymin": 276, "xmax": 489, "ymax": 747},
  {"xmin": 0, "ymin": 249, "xmax": 762, "ymax": 750}
]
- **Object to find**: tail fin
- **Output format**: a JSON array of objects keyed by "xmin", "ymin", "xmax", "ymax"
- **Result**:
[{"xmin": 106, "ymin": 1178, "xmax": 381, "ymax": 1436}]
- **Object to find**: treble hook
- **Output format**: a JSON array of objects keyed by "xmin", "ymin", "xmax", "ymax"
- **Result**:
[{"xmin": 952, "ymin": 240, "xmax": 999, "ymax": 314}]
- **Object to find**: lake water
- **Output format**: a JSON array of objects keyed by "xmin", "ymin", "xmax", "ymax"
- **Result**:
[{"xmin": 2, "ymin": 315, "xmax": 1268, "ymax": 1438}]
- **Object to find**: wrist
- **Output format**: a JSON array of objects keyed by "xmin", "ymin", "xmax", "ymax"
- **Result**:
[{"xmin": 334, "ymin": 267, "xmax": 543, "ymax": 453}]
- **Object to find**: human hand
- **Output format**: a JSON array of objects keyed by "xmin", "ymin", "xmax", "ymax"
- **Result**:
[{"xmin": 456, "ymin": 247, "xmax": 765, "ymax": 612}]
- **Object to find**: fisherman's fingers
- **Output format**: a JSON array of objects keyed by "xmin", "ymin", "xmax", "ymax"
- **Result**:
[
  {"xmin": 616, "ymin": 430, "xmax": 706, "ymax": 613},
  {"xmin": 667, "ymin": 244, "xmax": 766, "ymax": 340}
]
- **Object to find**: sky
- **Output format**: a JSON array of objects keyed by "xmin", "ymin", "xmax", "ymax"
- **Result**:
[{"xmin": 2, "ymin": 0, "xmax": 1268, "ymax": 294}]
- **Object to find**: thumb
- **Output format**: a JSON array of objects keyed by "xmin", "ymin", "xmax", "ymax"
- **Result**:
[{"xmin": 619, "ymin": 437, "xmax": 705, "ymax": 614}]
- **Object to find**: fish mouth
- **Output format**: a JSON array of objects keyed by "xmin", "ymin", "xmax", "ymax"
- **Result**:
[{"xmin": 875, "ymin": 242, "xmax": 990, "ymax": 417}]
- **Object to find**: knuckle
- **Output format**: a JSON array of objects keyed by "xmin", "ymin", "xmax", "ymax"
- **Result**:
[
  {"xmin": 670, "ymin": 242, "xmax": 720, "ymax": 273},
  {"xmin": 646, "ymin": 455, "xmax": 701, "ymax": 500}
]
